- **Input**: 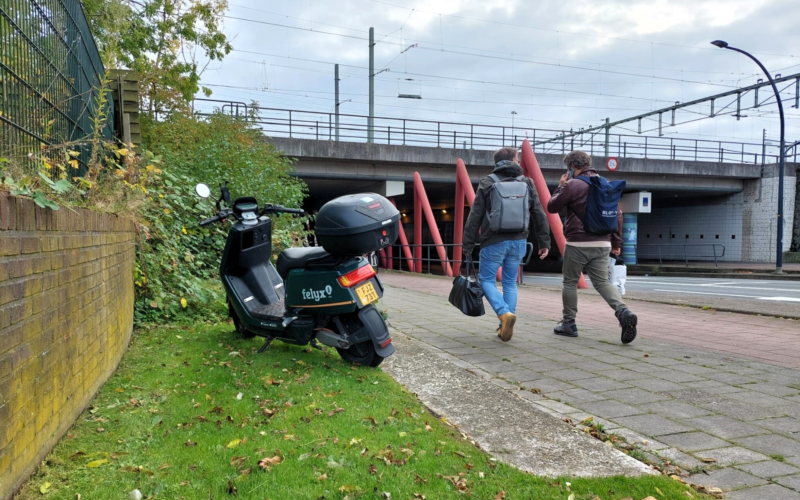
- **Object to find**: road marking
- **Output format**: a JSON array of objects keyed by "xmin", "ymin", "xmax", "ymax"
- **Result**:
[
  {"xmin": 653, "ymin": 289, "xmax": 761, "ymax": 299},
  {"xmin": 714, "ymin": 285, "xmax": 800, "ymax": 293},
  {"xmin": 758, "ymin": 297, "xmax": 800, "ymax": 302}
]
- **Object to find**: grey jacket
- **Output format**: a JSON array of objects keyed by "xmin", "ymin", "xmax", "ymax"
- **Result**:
[{"xmin": 462, "ymin": 161, "xmax": 551, "ymax": 255}]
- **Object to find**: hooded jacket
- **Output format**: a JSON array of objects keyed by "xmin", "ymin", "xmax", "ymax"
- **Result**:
[
  {"xmin": 546, "ymin": 168, "xmax": 624, "ymax": 248},
  {"xmin": 462, "ymin": 161, "xmax": 551, "ymax": 255}
]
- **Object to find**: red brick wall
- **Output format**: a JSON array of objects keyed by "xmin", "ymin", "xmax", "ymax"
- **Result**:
[{"xmin": 0, "ymin": 194, "xmax": 135, "ymax": 500}]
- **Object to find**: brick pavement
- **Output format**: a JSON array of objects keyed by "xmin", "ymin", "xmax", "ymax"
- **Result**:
[{"xmin": 380, "ymin": 271, "xmax": 800, "ymax": 499}]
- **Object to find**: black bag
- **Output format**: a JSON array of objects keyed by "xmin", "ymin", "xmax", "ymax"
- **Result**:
[{"xmin": 448, "ymin": 258, "xmax": 485, "ymax": 317}]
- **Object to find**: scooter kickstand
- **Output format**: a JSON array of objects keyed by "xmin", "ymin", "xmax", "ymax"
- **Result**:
[
  {"xmin": 257, "ymin": 336, "xmax": 274, "ymax": 354},
  {"xmin": 310, "ymin": 339, "xmax": 323, "ymax": 351}
]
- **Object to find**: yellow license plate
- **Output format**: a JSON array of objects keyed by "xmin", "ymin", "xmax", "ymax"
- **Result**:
[{"xmin": 355, "ymin": 281, "xmax": 379, "ymax": 306}]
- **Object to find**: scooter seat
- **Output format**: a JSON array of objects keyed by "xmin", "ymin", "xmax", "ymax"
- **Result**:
[{"xmin": 276, "ymin": 247, "xmax": 338, "ymax": 280}]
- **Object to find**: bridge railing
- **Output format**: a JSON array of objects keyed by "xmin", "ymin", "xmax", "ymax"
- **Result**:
[{"xmin": 192, "ymin": 99, "xmax": 788, "ymax": 165}]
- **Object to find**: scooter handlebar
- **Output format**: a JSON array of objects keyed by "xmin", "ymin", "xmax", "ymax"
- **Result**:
[{"xmin": 199, "ymin": 215, "xmax": 222, "ymax": 227}]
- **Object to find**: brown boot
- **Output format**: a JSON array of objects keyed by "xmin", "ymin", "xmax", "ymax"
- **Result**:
[{"xmin": 498, "ymin": 312, "xmax": 516, "ymax": 342}]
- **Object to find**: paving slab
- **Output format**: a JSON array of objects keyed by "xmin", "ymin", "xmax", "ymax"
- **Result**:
[
  {"xmin": 736, "ymin": 460, "xmax": 800, "ymax": 478},
  {"xmin": 658, "ymin": 431, "xmax": 731, "ymax": 452},
  {"xmin": 775, "ymin": 474, "xmax": 800, "ymax": 491},
  {"xmin": 381, "ymin": 333, "xmax": 654, "ymax": 477},
  {"xmin": 686, "ymin": 467, "xmax": 767, "ymax": 490},
  {"xmin": 693, "ymin": 447, "xmax": 769, "ymax": 466},
  {"xmin": 726, "ymin": 484, "xmax": 800, "ymax": 500},
  {"xmin": 379, "ymin": 273, "xmax": 800, "ymax": 496}
]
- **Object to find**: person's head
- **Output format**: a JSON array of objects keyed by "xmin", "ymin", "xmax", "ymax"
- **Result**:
[
  {"xmin": 563, "ymin": 150, "xmax": 592, "ymax": 176},
  {"xmin": 493, "ymin": 147, "xmax": 519, "ymax": 165}
]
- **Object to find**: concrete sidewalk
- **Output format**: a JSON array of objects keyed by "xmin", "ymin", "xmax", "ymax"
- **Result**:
[{"xmin": 380, "ymin": 271, "xmax": 800, "ymax": 500}]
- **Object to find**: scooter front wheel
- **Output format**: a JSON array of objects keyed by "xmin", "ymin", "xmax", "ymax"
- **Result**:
[
  {"xmin": 230, "ymin": 302, "xmax": 256, "ymax": 338},
  {"xmin": 336, "ymin": 341, "xmax": 384, "ymax": 367}
]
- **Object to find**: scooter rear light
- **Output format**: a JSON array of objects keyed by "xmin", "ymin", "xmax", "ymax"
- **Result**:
[
  {"xmin": 338, "ymin": 265, "xmax": 376, "ymax": 287},
  {"xmin": 380, "ymin": 338, "xmax": 393, "ymax": 348}
]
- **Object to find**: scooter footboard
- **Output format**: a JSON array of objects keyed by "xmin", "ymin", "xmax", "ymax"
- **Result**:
[{"xmin": 358, "ymin": 305, "xmax": 395, "ymax": 357}]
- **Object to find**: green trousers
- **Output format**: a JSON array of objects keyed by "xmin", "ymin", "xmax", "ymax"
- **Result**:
[{"xmin": 561, "ymin": 245, "xmax": 627, "ymax": 321}]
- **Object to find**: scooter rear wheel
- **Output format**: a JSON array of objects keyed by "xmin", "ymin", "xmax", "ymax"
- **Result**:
[{"xmin": 336, "ymin": 341, "xmax": 384, "ymax": 367}]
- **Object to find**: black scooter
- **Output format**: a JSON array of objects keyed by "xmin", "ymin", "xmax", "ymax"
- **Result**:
[{"xmin": 195, "ymin": 183, "xmax": 399, "ymax": 367}]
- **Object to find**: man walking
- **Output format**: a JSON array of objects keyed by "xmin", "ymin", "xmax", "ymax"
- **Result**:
[
  {"xmin": 462, "ymin": 147, "xmax": 551, "ymax": 342},
  {"xmin": 546, "ymin": 151, "xmax": 638, "ymax": 344}
]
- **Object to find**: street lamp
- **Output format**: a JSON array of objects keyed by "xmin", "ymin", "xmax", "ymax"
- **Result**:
[
  {"xmin": 511, "ymin": 111, "xmax": 518, "ymax": 145},
  {"xmin": 712, "ymin": 40, "xmax": 786, "ymax": 273}
]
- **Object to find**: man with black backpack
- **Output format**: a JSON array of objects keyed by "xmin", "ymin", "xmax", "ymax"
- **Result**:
[
  {"xmin": 462, "ymin": 147, "xmax": 551, "ymax": 342},
  {"xmin": 547, "ymin": 151, "xmax": 638, "ymax": 344}
]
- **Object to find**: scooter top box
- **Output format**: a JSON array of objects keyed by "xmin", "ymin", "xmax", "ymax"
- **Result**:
[{"xmin": 315, "ymin": 193, "xmax": 400, "ymax": 256}]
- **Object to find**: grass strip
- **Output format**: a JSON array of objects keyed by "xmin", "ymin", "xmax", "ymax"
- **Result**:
[{"xmin": 18, "ymin": 323, "xmax": 711, "ymax": 500}]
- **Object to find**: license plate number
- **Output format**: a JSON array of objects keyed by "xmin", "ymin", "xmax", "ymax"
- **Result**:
[{"xmin": 355, "ymin": 281, "xmax": 379, "ymax": 306}]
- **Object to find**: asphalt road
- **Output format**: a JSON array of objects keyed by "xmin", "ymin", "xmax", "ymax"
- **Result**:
[{"xmin": 523, "ymin": 275, "xmax": 800, "ymax": 303}]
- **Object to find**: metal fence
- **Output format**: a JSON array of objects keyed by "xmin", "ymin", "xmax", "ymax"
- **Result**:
[
  {"xmin": 193, "ymin": 99, "xmax": 792, "ymax": 166},
  {"xmin": 0, "ymin": 0, "xmax": 113, "ymax": 174},
  {"xmin": 636, "ymin": 244, "xmax": 727, "ymax": 267}
]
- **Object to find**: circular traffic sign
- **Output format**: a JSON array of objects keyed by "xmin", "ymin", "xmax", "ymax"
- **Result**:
[{"xmin": 606, "ymin": 157, "xmax": 619, "ymax": 171}]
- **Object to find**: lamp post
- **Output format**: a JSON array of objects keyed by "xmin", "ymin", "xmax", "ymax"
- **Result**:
[
  {"xmin": 712, "ymin": 40, "xmax": 786, "ymax": 273},
  {"xmin": 511, "ymin": 111, "xmax": 518, "ymax": 145}
]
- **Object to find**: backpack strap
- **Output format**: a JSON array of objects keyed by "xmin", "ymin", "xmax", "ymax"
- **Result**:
[
  {"xmin": 575, "ymin": 175, "xmax": 591, "ymax": 185},
  {"xmin": 488, "ymin": 173, "xmax": 500, "ymax": 183}
]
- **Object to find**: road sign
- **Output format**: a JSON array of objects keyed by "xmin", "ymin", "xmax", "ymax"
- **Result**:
[{"xmin": 606, "ymin": 157, "xmax": 619, "ymax": 171}]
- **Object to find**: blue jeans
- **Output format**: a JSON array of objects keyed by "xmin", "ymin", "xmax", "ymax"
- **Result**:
[{"xmin": 478, "ymin": 239, "xmax": 526, "ymax": 316}]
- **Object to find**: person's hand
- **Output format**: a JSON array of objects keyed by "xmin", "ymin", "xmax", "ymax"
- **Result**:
[
  {"xmin": 538, "ymin": 248, "xmax": 549, "ymax": 260},
  {"xmin": 559, "ymin": 173, "xmax": 569, "ymax": 186},
  {"xmin": 611, "ymin": 248, "xmax": 621, "ymax": 256}
]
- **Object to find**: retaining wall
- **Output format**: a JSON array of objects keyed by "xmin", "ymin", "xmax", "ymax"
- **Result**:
[{"xmin": 0, "ymin": 194, "xmax": 135, "ymax": 500}]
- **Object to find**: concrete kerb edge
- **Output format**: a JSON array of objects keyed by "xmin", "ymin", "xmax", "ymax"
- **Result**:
[{"xmin": 383, "ymin": 329, "xmax": 659, "ymax": 478}]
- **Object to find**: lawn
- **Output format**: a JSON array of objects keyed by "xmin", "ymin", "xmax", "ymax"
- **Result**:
[{"xmin": 18, "ymin": 323, "xmax": 711, "ymax": 500}]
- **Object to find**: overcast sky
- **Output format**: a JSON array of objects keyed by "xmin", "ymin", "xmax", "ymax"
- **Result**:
[{"xmin": 196, "ymin": 0, "xmax": 800, "ymax": 154}]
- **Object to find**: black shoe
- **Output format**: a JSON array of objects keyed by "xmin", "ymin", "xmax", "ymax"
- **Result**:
[
  {"xmin": 616, "ymin": 308, "xmax": 638, "ymax": 344},
  {"xmin": 553, "ymin": 319, "xmax": 578, "ymax": 337}
]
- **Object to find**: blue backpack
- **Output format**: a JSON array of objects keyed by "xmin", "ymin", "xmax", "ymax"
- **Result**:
[{"xmin": 575, "ymin": 175, "xmax": 626, "ymax": 235}]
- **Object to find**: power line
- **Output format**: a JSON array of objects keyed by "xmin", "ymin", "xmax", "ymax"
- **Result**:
[
  {"xmin": 227, "ymin": 2, "xmax": 765, "ymax": 77},
  {"xmin": 223, "ymin": 16, "xmax": 744, "ymax": 88},
  {"xmin": 230, "ymin": 48, "xmax": 706, "ymax": 104},
  {"xmin": 366, "ymin": 0, "xmax": 798, "ymax": 59}
]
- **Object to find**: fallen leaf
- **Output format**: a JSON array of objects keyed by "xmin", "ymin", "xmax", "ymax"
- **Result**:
[
  {"xmin": 339, "ymin": 485, "xmax": 360, "ymax": 493},
  {"xmin": 228, "ymin": 479, "xmax": 238, "ymax": 496},
  {"xmin": 70, "ymin": 451, "xmax": 86, "ymax": 459},
  {"xmin": 257, "ymin": 456, "xmax": 282, "ymax": 469},
  {"xmin": 316, "ymin": 473, "xmax": 327, "ymax": 481},
  {"xmin": 185, "ymin": 440, "xmax": 197, "ymax": 447},
  {"xmin": 40, "ymin": 482, "xmax": 52, "ymax": 494},
  {"xmin": 230, "ymin": 456, "xmax": 247, "ymax": 468},
  {"xmin": 530, "ymin": 388, "xmax": 541, "ymax": 394},
  {"xmin": 398, "ymin": 432, "xmax": 407, "ymax": 437},
  {"xmin": 494, "ymin": 491, "xmax": 505, "ymax": 500},
  {"xmin": 86, "ymin": 459, "xmax": 108, "ymax": 468},
  {"xmin": 369, "ymin": 464, "xmax": 377, "ymax": 475},
  {"xmin": 656, "ymin": 487, "xmax": 664, "ymax": 496},
  {"xmin": 568, "ymin": 494, "xmax": 575, "ymax": 500},
  {"xmin": 700, "ymin": 457, "xmax": 717, "ymax": 463},
  {"xmin": 328, "ymin": 408, "xmax": 345, "ymax": 416},
  {"xmin": 283, "ymin": 434, "xmax": 296, "ymax": 441},
  {"xmin": 227, "ymin": 439, "xmax": 242, "ymax": 448},
  {"xmin": 110, "ymin": 452, "xmax": 129, "ymax": 459},
  {"xmin": 158, "ymin": 463, "xmax": 170, "ymax": 470}
]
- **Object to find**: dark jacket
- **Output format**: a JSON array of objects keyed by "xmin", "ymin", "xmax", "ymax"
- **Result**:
[
  {"xmin": 546, "ymin": 168, "xmax": 624, "ymax": 248},
  {"xmin": 462, "ymin": 161, "xmax": 551, "ymax": 254}
]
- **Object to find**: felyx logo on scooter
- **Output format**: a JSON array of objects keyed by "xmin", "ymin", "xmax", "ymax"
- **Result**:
[{"xmin": 195, "ymin": 182, "xmax": 400, "ymax": 367}]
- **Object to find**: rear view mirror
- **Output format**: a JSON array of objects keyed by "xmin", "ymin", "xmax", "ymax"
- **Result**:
[{"xmin": 195, "ymin": 183, "xmax": 211, "ymax": 198}]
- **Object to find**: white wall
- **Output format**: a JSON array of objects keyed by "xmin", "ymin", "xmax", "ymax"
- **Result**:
[
  {"xmin": 742, "ymin": 175, "xmax": 796, "ymax": 262},
  {"xmin": 637, "ymin": 193, "xmax": 743, "ymax": 263}
]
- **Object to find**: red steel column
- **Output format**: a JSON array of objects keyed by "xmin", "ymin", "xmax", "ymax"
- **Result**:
[
  {"xmin": 453, "ymin": 158, "xmax": 475, "ymax": 275},
  {"xmin": 414, "ymin": 172, "xmax": 452, "ymax": 276},
  {"xmin": 519, "ymin": 139, "xmax": 588, "ymax": 289},
  {"xmin": 390, "ymin": 198, "xmax": 414, "ymax": 271}
]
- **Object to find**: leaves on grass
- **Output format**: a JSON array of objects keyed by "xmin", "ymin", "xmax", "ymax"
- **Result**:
[
  {"xmin": 185, "ymin": 440, "xmax": 197, "ymax": 447},
  {"xmin": 257, "ymin": 456, "xmax": 282, "ymax": 470},
  {"xmin": 227, "ymin": 439, "xmax": 242, "ymax": 448},
  {"xmin": 316, "ymin": 473, "xmax": 327, "ymax": 481},
  {"xmin": 328, "ymin": 408, "xmax": 345, "ymax": 416},
  {"xmin": 494, "ymin": 491, "xmax": 505, "ymax": 500},
  {"xmin": 363, "ymin": 416, "xmax": 378, "ymax": 426},
  {"xmin": 369, "ymin": 464, "xmax": 377, "ymax": 475},
  {"xmin": 230, "ymin": 456, "xmax": 247, "ymax": 468},
  {"xmin": 700, "ymin": 457, "xmax": 717, "ymax": 463},
  {"xmin": 39, "ymin": 482, "xmax": 52, "ymax": 494},
  {"xmin": 70, "ymin": 451, "xmax": 86, "ymax": 459},
  {"xmin": 437, "ymin": 473, "xmax": 469, "ymax": 493},
  {"xmin": 158, "ymin": 463, "xmax": 170, "ymax": 470},
  {"xmin": 209, "ymin": 406, "xmax": 224, "ymax": 414},
  {"xmin": 227, "ymin": 479, "xmax": 237, "ymax": 496},
  {"xmin": 86, "ymin": 459, "xmax": 108, "ymax": 468}
]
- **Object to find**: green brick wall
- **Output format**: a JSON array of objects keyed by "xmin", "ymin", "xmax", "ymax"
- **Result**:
[{"xmin": 0, "ymin": 194, "xmax": 135, "ymax": 500}]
